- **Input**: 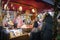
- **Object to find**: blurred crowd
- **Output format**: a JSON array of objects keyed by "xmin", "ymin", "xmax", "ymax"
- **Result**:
[{"xmin": 0, "ymin": 11, "xmax": 57, "ymax": 40}]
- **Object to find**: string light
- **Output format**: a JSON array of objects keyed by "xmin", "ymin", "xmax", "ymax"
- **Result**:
[
  {"xmin": 19, "ymin": 6, "xmax": 22, "ymax": 11},
  {"xmin": 32, "ymin": 8, "xmax": 35, "ymax": 13},
  {"xmin": 4, "ymin": 4, "xmax": 7, "ymax": 10}
]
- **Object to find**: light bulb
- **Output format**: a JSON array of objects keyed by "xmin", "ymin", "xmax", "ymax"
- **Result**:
[
  {"xmin": 32, "ymin": 9, "xmax": 35, "ymax": 13},
  {"xmin": 4, "ymin": 4, "xmax": 7, "ymax": 10},
  {"xmin": 19, "ymin": 6, "xmax": 22, "ymax": 11},
  {"xmin": 48, "ymin": 11, "xmax": 54, "ymax": 17}
]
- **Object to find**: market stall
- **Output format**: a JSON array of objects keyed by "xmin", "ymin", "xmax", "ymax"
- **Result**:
[{"xmin": 1, "ymin": 0, "xmax": 56, "ymax": 40}]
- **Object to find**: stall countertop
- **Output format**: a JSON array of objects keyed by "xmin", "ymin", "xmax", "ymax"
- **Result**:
[{"xmin": 10, "ymin": 33, "xmax": 30, "ymax": 39}]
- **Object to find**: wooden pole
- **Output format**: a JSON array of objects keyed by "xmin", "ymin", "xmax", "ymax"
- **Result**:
[{"xmin": 53, "ymin": 0, "xmax": 60, "ymax": 40}]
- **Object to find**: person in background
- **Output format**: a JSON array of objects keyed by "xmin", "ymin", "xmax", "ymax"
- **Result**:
[
  {"xmin": 16, "ymin": 14, "xmax": 23, "ymax": 28},
  {"xmin": 37, "ymin": 13, "xmax": 43, "ymax": 30},
  {"xmin": 13, "ymin": 12, "xmax": 17, "ymax": 28},
  {"xmin": 41, "ymin": 12, "xmax": 53, "ymax": 40},
  {"xmin": 2, "ymin": 13, "xmax": 7, "ymax": 26},
  {"xmin": 2, "ymin": 13, "xmax": 7, "ymax": 27},
  {"xmin": 2, "ymin": 13, "xmax": 13, "ymax": 27},
  {"xmin": 29, "ymin": 18, "xmax": 41, "ymax": 40},
  {"xmin": 31, "ymin": 13, "xmax": 37, "ymax": 25}
]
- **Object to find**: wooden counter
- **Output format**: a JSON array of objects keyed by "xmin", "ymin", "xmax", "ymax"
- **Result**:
[{"xmin": 10, "ymin": 33, "xmax": 29, "ymax": 40}]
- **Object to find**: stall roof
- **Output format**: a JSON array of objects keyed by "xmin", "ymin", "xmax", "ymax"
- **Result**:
[
  {"xmin": 42, "ymin": 0, "xmax": 54, "ymax": 5},
  {"xmin": 2, "ymin": 0, "xmax": 53, "ymax": 11},
  {"xmin": 42, "ymin": 0, "xmax": 60, "ymax": 9}
]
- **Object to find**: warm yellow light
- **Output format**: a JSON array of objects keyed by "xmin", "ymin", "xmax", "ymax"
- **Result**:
[
  {"xmin": 4, "ymin": 4, "xmax": 7, "ymax": 10},
  {"xmin": 32, "ymin": 9, "xmax": 35, "ymax": 13},
  {"xmin": 19, "ymin": 6, "xmax": 22, "ymax": 11}
]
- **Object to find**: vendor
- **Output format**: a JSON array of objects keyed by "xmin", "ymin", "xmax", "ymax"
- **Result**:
[
  {"xmin": 16, "ymin": 14, "xmax": 23, "ymax": 28},
  {"xmin": 13, "ymin": 12, "xmax": 17, "ymax": 28},
  {"xmin": 30, "ymin": 17, "xmax": 41, "ymax": 40},
  {"xmin": 41, "ymin": 12, "xmax": 53, "ymax": 40},
  {"xmin": 3, "ymin": 13, "xmax": 14, "ymax": 27}
]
